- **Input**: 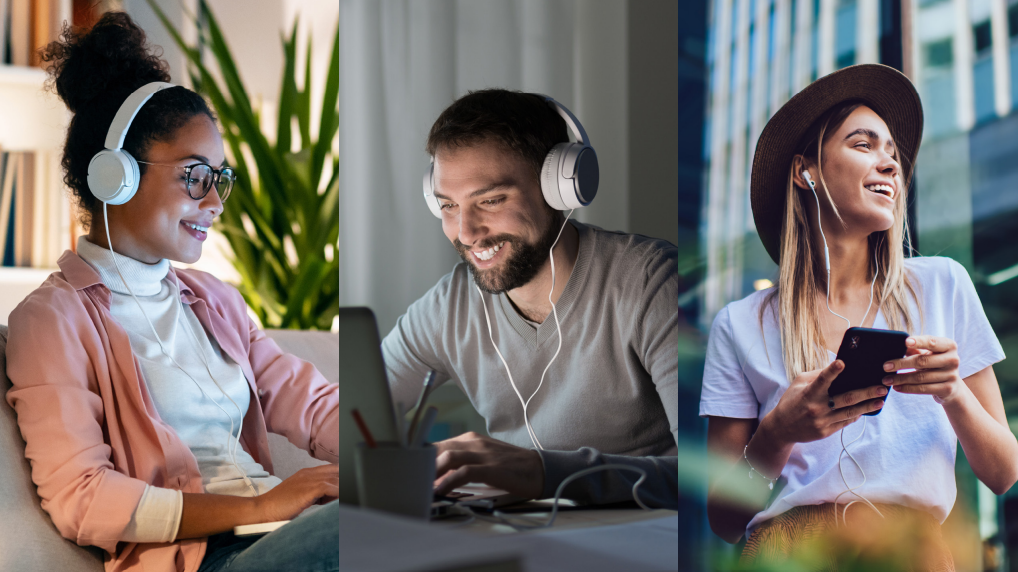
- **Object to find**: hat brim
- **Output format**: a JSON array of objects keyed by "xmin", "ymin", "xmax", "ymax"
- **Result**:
[{"xmin": 750, "ymin": 63, "xmax": 923, "ymax": 264}]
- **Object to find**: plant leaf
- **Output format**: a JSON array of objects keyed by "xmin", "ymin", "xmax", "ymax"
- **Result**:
[
  {"xmin": 298, "ymin": 29, "xmax": 312, "ymax": 151},
  {"xmin": 276, "ymin": 18, "xmax": 299, "ymax": 155},
  {"xmin": 311, "ymin": 24, "xmax": 339, "ymax": 191}
]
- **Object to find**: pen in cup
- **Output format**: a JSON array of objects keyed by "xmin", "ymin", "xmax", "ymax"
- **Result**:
[
  {"xmin": 410, "ymin": 406, "xmax": 439, "ymax": 448},
  {"xmin": 351, "ymin": 408, "xmax": 377, "ymax": 448},
  {"xmin": 394, "ymin": 401, "xmax": 408, "ymax": 448},
  {"xmin": 407, "ymin": 371, "xmax": 437, "ymax": 445}
]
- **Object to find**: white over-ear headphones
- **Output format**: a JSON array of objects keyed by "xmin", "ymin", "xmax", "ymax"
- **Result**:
[
  {"xmin": 422, "ymin": 94, "xmax": 599, "ymax": 217},
  {"xmin": 87, "ymin": 82, "xmax": 176, "ymax": 205}
]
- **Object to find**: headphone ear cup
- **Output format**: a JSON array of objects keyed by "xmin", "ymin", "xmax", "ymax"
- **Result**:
[
  {"xmin": 541, "ymin": 142, "xmax": 599, "ymax": 210},
  {"xmin": 87, "ymin": 149, "xmax": 140, "ymax": 205},
  {"xmin": 541, "ymin": 144, "xmax": 569, "ymax": 210},
  {"xmin": 422, "ymin": 161, "xmax": 443, "ymax": 218}
]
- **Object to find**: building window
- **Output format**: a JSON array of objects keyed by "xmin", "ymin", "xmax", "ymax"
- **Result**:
[
  {"xmin": 835, "ymin": 0, "xmax": 856, "ymax": 69},
  {"xmin": 974, "ymin": 20, "xmax": 993, "ymax": 54},
  {"xmin": 924, "ymin": 39, "xmax": 953, "ymax": 68},
  {"xmin": 1009, "ymin": 3, "xmax": 1018, "ymax": 40}
]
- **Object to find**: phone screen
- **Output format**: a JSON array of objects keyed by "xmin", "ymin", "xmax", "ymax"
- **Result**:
[{"xmin": 828, "ymin": 327, "xmax": 908, "ymax": 416}]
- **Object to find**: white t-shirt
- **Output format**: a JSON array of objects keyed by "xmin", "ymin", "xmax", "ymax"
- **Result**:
[{"xmin": 699, "ymin": 256, "xmax": 1005, "ymax": 535}]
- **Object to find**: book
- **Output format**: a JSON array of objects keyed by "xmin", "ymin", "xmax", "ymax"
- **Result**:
[
  {"xmin": 0, "ymin": 151, "xmax": 17, "ymax": 265},
  {"xmin": 0, "ymin": 0, "xmax": 10, "ymax": 65},
  {"xmin": 9, "ymin": 0, "xmax": 28, "ymax": 66},
  {"xmin": 13, "ymin": 151, "xmax": 33, "ymax": 266}
]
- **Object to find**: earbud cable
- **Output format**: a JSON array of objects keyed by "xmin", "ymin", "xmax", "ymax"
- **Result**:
[{"xmin": 806, "ymin": 177, "xmax": 883, "ymax": 527}]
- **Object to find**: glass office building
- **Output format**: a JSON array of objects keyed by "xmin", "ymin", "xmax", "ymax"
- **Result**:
[
  {"xmin": 696, "ymin": 0, "xmax": 1018, "ymax": 567},
  {"xmin": 702, "ymin": 0, "xmax": 905, "ymax": 316}
]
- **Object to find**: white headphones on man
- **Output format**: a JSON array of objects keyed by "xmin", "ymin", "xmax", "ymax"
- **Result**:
[
  {"xmin": 86, "ymin": 81, "xmax": 176, "ymax": 205},
  {"xmin": 422, "ymin": 94, "xmax": 599, "ymax": 216}
]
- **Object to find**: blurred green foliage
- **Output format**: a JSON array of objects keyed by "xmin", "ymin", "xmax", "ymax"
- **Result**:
[{"xmin": 147, "ymin": 0, "xmax": 339, "ymax": 329}]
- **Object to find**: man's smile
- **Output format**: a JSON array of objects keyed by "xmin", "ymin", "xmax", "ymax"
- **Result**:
[{"xmin": 471, "ymin": 241, "xmax": 506, "ymax": 262}]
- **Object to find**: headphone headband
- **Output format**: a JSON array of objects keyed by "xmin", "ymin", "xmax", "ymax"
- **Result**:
[
  {"xmin": 422, "ymin": 92, "xmax": 599, "ymax": 216},
  {"xmin": 88, "ymin": 81, "xmax": 176, "ymax": 205},
  {"xmin": 104, "ymin": 82, "xmax": 176, "ymax": 150},
  {"xmin": 535, "ymin": 94, "xmax": 589, "ymax": 146}
]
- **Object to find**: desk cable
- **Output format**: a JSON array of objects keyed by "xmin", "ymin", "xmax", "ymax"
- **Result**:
[{"xmin": 444, "ymin": 464, "xmax": 650, "ymax": 531}]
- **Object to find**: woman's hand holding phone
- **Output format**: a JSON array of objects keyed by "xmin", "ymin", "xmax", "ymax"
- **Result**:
[
  {"xmin": 881, "ymin": 336, "xmax": 964, "ymax": 404},
  {"xmin": 763, "ymin": 359, "xmax": 889, "ymax": 447}
]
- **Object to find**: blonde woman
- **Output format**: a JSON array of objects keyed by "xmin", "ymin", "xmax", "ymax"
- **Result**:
[{"xmin": 700, "ymin": 64, "xmax": 1015, "ymax": 569}]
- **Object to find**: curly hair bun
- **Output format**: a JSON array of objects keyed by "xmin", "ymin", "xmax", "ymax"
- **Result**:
[
  {"xmin": 41, "ymin": 11, "xmax": 171, "ymax": 116},
  {"xmin": 38, "ymin": 11, "xmax": 215, "ymax": 231}
]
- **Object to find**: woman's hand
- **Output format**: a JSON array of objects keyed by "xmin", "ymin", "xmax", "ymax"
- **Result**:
[
  {"xmin": 253, "ymin": 464, "xmax": 339, "ymax": 522},
  {"xmin": 764, "ymin": 359, "xmax": 888, "ymax": 447},
  {"xmin": 882, "ymin": 336, "xmax": 965, "ymax": 404}
]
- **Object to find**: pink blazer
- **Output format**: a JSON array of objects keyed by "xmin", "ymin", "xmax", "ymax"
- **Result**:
[{"xmin": 5, "ymin": 250, "xmax": 339, "ymax": 572}]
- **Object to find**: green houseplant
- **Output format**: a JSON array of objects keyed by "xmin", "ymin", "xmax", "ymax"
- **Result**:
[{"xmin": 146, "ymin": 0, "xmax": 339, "ymax": 330}]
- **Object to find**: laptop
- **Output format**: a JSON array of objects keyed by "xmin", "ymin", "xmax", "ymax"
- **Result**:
[
  {"xmin": 336, "ymin": 307, "xmax": 525, "ymax": 515},
  {"xmin": 336, "ymin": 307, "xmax": 401, "ymax": 505}
]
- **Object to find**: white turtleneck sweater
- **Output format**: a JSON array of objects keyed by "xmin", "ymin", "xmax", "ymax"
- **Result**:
[{"xmin": 76, "ymin": 237, "xmax": 281, "ymax": 543}]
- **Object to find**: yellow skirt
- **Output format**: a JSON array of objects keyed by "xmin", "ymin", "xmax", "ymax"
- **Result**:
[{"xmin": 741, "ymin": 503, "xmax": 955, "ymax": 572}]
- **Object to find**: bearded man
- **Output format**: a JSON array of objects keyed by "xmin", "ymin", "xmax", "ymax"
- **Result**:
[{"xmin": 381, "ymin": 89, "xmax": 678, "ymax": 509}]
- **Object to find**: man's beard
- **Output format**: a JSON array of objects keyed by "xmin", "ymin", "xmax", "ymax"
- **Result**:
[{"xmin": 454, "ymin": 215, "xmax": 563, "ymax": 294}]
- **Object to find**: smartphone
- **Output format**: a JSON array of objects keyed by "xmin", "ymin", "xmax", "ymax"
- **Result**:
[{"xmin": 828, "ymin": 327, "xmax": 909, "ymax": 416}]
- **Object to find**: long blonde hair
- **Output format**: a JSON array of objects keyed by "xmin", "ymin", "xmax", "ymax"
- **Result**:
[{"xmin": 760, "ymin": 101, "xmax": 923, "ymax": 383}]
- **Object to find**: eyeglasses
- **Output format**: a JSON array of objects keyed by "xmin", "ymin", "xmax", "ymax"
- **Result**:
[{"xmin": 136, "ymin": 160, "xmax": 235, "ymax": 202}]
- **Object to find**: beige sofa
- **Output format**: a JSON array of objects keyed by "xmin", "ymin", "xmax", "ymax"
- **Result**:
[{"xmin": 0, "ymin": 324, "xmax": 338, "ymax": 572}]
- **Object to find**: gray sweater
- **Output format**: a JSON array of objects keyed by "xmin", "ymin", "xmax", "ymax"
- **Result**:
[{"xmin": 381, "ymin": 221, "xmax": 678, "ymax": 508}]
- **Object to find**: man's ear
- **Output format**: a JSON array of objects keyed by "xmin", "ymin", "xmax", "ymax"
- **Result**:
[{"xmin": 791, "ymin": 155, "xmax": 813, "ymax": 191}]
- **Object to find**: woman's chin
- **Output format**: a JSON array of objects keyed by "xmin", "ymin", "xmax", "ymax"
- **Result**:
[
  {"xmin": 863, "ymin": 214, "xmax": 896, "ymax": 235},
  {"xmin": 174, "ymin": 247, "xmax": 202, "ymax": 265}
]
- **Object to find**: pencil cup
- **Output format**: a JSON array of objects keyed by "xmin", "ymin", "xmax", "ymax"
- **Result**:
[{"xmin": 354, "ymin": 442, "xmax": 436, "ymax": 520}]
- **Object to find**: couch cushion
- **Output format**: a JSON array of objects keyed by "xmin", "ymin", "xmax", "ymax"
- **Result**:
[
  {"xmin": 0, "ymin": 324, "xmax": 105, "ymax": 571},
  {"xmin": 264, "ymin": 329, "xmax": 339, "ymax": 384},
  {"xmin": 263, "ymin": 329, "xmax": 338, "ymax": 480}
]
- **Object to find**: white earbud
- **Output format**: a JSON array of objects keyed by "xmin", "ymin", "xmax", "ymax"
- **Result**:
[{"xmin": 803, "ymin": 170, "xmax": 829, "ymax": 273}]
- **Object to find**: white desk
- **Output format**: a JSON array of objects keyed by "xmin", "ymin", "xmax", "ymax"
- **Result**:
[
  {"xmin": 338, "ymin": 503, "xmax": 679, "ymax": 572},
  {"xmin": 431, "ymin": 499, "xmax": 677, "ymax": 534}
]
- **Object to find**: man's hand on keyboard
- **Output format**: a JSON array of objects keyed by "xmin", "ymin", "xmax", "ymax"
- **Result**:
[{"xmin": 432, "ymin": 432, "xmax": 544, "ymax": 500}]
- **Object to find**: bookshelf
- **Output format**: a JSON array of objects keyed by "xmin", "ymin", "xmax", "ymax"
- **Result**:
[
  {"xmin": 0, "ymin": 0, "xmax": 75, "ymax": 325},
  {"xmin": 0, "ymin": 65, "xmax": 69, "ymax": 324}
]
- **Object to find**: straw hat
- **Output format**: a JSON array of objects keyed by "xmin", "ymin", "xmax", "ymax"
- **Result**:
[{"xmin": 750, "ymin": 63, "xmax": 923, "ymax": 264}]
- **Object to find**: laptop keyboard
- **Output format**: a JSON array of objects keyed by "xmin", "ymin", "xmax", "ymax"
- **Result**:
[{"xmin": 435, "ymin": 491, "xmax": 475, "ymax": 501}]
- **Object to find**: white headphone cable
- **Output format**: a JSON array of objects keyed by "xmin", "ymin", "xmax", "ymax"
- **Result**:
[
  {"xmin": 171, "ymin": 279, "xmax": 256, "ymax": 494},
  {"xmin": 805, "ymin": 174, "xmax": 883, "ymax": 527},
  {"xmin": 102, "ymin": 203, "xmax": 257, "ymax": 495},
  {"xmin": 832, "ymin": 416, "xmax": 884, "ymax": 526},
  {"xmin": 476, "ymin": 209, "xmax": 574, "ymax": 451}
]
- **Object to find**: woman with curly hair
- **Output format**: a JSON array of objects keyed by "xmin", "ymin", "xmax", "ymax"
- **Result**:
[{"xmin": 5, "ymin": 12, "xmax": 339, "ymax": 572}]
